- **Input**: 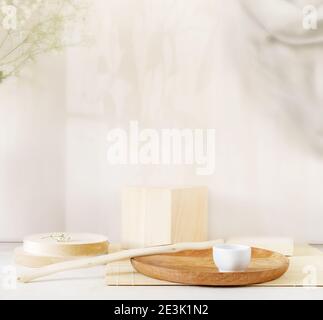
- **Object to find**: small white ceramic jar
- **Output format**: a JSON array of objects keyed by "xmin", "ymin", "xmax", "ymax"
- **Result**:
[{"xmin": 213, "ymin": 244, "xmax": 251, "ymax": 272}]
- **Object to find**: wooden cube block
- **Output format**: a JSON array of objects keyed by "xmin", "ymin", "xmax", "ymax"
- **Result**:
[{"xmin": 121, "ymin": 187, "xmax": 208, "ymax": 249}]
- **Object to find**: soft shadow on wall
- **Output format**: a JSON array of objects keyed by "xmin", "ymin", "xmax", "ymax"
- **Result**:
[
  {"xmin": 1, "ymin": 0, "xmax": 323, "ymax": 243},
  {"xmin": 65, "ymin": 0, "xmax": 323, "ymax": 243}
]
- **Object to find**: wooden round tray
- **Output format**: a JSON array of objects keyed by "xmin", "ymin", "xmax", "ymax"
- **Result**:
[{"xmin": 131, "ymin": 247, "xmax": 289, "ymax": 286}]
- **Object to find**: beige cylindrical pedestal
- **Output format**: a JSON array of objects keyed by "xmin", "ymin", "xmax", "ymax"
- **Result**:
[{"xmin": 15, "ymin": 233, "xmax": 109, "ymax": 268}]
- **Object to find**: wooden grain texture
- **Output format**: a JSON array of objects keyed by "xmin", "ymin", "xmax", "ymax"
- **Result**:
[
  {"xmin": 121, "ymin": 187, "xmax": 208, "ymax": 249},
  {"xmin": 131, "ymin": 248, "xmax": 289, "ymax": 286}
]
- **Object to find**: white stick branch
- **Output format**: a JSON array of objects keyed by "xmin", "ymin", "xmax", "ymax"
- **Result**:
[{"xmin": 18, "ymin": 240, "xmax": 219, "ymax": 283}]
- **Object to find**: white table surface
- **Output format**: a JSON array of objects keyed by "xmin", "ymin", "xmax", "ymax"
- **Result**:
[{"xmin": 1, "ymin": 243, "xmax": 323, "ymax": 300}]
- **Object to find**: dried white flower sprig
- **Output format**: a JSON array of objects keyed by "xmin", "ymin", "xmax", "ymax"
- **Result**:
[
  {"xmin": 0, "ymin": 0, "xmax": 88, "ymax": 82},
  {"xmin": 42, "ymin": 232, "xmax": 72, "ymax": 243}
]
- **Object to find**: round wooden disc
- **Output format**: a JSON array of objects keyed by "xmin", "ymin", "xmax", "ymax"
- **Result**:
[
  {"xmin": 14, "ymin": 247, "xmax": 80, "ymax": 268},
  {"xmin": 131, "ymin": 248, "xmax": 289, "ymax": 286},
  {"xmin": 23, "ymin": 233, "xmax": 109, "ymax": 257}
]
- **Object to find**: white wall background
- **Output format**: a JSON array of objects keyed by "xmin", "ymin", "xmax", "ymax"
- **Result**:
[
  {"xmin": 1, "ymin": 0, "xmax": 323, "ymax": 243},
  {"xmin": 0, "ymin": 56, "xmax": 66, "ymax": 241}
]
